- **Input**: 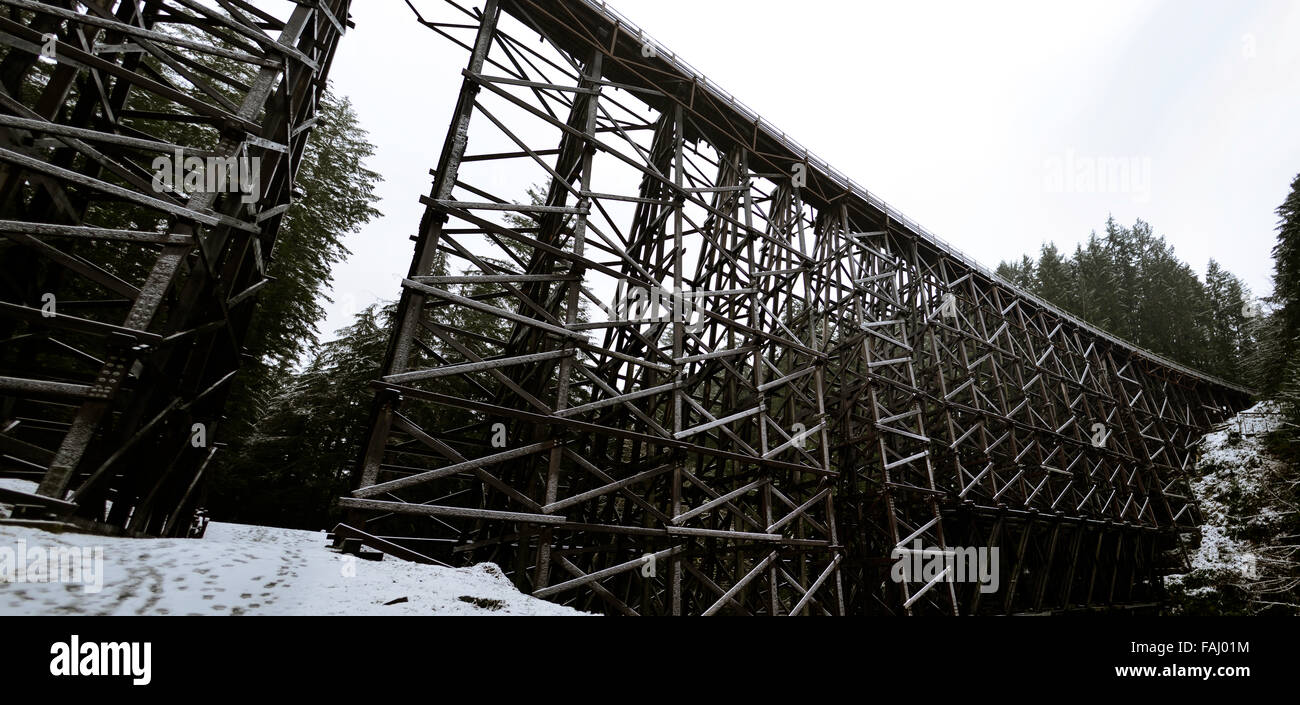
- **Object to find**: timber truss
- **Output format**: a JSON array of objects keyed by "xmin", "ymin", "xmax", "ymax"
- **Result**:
[
  {"xmin": 345, "ymin": 0, "xmax": 1254, "ymax": 615},
  {"xmin": 0, "ymin": 0, "xmax": 351, "ymax": 535}
]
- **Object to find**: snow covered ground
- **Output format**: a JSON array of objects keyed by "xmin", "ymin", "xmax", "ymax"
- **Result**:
[
  {"xmin": 0, "ymin": 488, "xmax": 587, "ymax": 616},
  {"xmin": 1164, "ymin": 401, "xmax": 1289, "ymax": 609}
]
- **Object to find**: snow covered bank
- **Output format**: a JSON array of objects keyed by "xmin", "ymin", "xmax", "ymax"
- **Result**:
[
  {"xmin": 1164, "ymin": 401, "xmax": 1296, "ymax": 614},
  {"xmin": 0, "ymin": 517, "xmax": 588, "ymax": 616}
]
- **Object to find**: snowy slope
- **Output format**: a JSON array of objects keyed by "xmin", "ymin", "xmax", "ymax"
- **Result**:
[
  {"xmin": 1163, "ymin": 401, "xmax": 1290, "ymax": 612},
  {"xmin": 0, "ymin": 516, "xmax": 588, "ymax": 616}
]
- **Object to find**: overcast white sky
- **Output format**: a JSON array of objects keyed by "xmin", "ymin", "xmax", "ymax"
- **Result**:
[{"xmin": 316, "ymin": 0, "xmax": 1300, "ymax": 343}]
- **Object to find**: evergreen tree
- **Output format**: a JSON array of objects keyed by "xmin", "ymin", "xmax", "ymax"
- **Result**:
[
  {"xmin": 209, "ymin": 186, "xmax": 597, "ymax": 527},
  {"xmin": 209, "ymin": 305, "xmax": 392, "ymax": 527},
  {"xmin": 1203, "ymin": 260, "xmax": 1252, "ymax": 381},
  {"xmin": 1256, "ymin": 173, "xmax": 1300, "ymax": 397},
  {"xmin": 995, "ymin": 254, "xmax": 1037, "ymax": 291},
  {"xmin": 1035, "ymin": 243, "xmax": 1077, "ymax": 313},
  {"xmin": 998, "ymin": 218, "xmax": 1252, "ymax": 384},
  {"xmin": 215, "ymin": 90, "xmax": 383, "ymax": 445},
  {"xmin": 1073, "ymin": 233, "xmax": 1114, "ymax": 330}
]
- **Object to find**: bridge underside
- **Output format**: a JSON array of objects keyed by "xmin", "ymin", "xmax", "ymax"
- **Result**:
[
  {"xmin": 344, "ymin": 0, "xmax": 1252, "ymax": 615},
  {"xmin": 0, "ymin": 1, "xmax": 350, "ymax": 535}
]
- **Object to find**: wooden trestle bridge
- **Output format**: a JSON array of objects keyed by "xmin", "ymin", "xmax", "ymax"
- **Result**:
[{"xmin": 1, "ymin": 0, "xmax": 1253, "ymax": 615}]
